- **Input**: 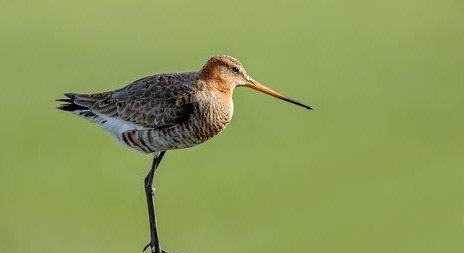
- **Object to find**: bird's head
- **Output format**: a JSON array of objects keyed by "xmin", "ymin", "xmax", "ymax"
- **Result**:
[{"xmin": 199, "ymin": 55, "xmax": 313, "ymax": 110}]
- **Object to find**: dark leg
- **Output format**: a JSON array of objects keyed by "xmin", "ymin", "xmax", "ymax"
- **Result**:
[{"xmin": 143, "ymin": 151, "xmax": 166, "ymax": 253}]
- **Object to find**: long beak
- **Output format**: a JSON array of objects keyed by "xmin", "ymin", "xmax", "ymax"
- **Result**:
[{"xmin": 245, "ymin": 77, "xmax": 313, "ymax": 110}]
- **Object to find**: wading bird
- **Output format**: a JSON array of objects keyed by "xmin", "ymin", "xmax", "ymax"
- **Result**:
[{"xmin": 57, "ymin": 55, "xmax": 312, "ymax": 253}]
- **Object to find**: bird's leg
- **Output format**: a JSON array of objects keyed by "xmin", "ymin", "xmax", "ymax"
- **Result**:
[{"xmin": 143, "ymin": 151, "xmax": 166, "ymax": 253}]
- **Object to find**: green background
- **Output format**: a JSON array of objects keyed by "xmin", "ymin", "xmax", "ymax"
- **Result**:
[{"xmin": 1, "ymin": 0, "xmax": 463, "ymax": 252}]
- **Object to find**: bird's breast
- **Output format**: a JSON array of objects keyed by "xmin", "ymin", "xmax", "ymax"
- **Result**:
[{"xmin": 195, "ymin": 92, "xmax": 234, "ymax": 139}]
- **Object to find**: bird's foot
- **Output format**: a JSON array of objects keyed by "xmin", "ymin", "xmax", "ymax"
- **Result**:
[
  {"xmin": 142, "ymin": 242, "xmax": 167, "ymax": 253},
  {"xmin": 142, "ymin": 242, "xmax": 151, "ymax": 252}
]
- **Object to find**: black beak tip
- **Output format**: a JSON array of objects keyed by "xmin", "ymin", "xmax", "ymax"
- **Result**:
[
  {"xmin": 288, "ymin": 98, "xmax": 313, "ymax": 110},
  {"xmin": 302, "ymin": 104, "xmax": 314, "ymax": 110}
]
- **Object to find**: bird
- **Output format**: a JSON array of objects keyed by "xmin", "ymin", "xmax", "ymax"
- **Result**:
[{"xmin": 57, "ymin": 55, "xmax": 313, "ymax": 253}]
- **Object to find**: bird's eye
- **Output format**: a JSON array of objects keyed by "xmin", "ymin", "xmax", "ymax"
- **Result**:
[{"xmin": 231, "ymin": 66, "xmax": 240, "ymax": 73}]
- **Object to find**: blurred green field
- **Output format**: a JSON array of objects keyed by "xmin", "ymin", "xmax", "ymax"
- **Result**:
[{"xmin": 1, "ymin": 0, "xmax": 463, "ymax": 252}]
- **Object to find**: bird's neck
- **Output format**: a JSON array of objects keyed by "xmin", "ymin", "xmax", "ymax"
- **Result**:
[{"xmin": 197, "ymin": 77, "xmax": 234, "ymax": 96}]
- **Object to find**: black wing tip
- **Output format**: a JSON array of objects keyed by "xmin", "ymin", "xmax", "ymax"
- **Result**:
[
  {"xmin": 56, "ymin": 93, "xmax": 87, "ymax": 112},
  {"xmin": 56, "ymin": 98, "xmax": 72, "ymax": 102},
  {"xmin": 63, "ymin": 93, "xmax": 77, "ymax": 99},
  {"xmin": 56, "ymin": 103, "xmax": 88, "ymax": 112}
]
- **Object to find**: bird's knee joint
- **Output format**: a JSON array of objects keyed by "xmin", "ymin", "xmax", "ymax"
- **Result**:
[{"xmin": 144, "ymin": 182, "xmax": 156, "ymax": 194}]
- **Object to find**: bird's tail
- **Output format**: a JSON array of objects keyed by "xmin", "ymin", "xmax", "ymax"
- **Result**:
[
  {"xmin": 56, "ymin": 93, "xmax": 87, "ymax": 111},
  {"xmin": 57, "ymin": 92, "xmax": 137, "ymax": 141},
  {"xmin": 56, "ymin": 93, "xmax": 102, "ymax": 122}
]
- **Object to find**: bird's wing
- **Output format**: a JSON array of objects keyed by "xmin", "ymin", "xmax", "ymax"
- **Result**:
[{"xmin": 69, "ymin": 73, "xmax": 197, "ymax": 129}]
